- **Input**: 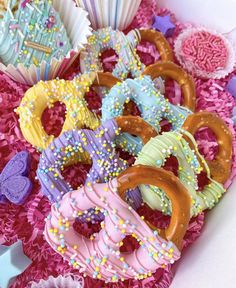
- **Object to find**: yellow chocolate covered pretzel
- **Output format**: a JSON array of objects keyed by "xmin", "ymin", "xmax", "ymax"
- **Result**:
[{"xmin": 16, "ymin": 72, "xmax": 120, "ymax": 151}]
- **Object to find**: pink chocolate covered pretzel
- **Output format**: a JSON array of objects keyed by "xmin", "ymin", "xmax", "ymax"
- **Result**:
[{"xmin": 44, "ymin": 165, "xmax": 191, "ymax": 283}]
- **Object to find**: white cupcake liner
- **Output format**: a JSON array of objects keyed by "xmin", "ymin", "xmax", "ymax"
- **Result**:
[
  {"xmin": 29, "ymin": 275, "xmax": 84, "ymax": 288},
  {"xmin": 0, "ymin": 0, "xmax": 92, "ymax": 86},
  {"xmin": 174, "ymin": 27, "xmax": 236, "ymax": 79},
  {"xmin": 76, "ymin": 0, "xmax": 141, "ymax": 31}
]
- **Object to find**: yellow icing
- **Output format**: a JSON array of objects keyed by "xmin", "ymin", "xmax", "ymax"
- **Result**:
[{"xmin": 16, "ymin": 73, "xmax": 100, "ymax": 153}]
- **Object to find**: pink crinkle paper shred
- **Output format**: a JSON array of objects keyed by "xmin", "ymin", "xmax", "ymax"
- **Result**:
[{"xmin": 0, "ymin": 1, "xmax": 235, "ymax": 288}]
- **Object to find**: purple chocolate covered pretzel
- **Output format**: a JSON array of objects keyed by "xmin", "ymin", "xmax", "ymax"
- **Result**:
[{"xmin": 37, "ymin": 116, "xmax": 157, "ymax": 219}]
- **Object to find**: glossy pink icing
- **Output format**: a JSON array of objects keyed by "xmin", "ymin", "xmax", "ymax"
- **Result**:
[{"xmin": 44, "ymin": 179, "xmax": 180, "ymax": 283}]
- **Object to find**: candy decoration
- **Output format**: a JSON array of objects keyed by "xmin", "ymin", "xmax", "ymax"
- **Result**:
[
  {"xmin": 0, "ymin": 0, "xmax": 92, "ymax": 85},
  {"xmin": 226, "ymin": 75, "xmax": 236, "ymax": 99},
  {"xmin": 174, "ymin": 27, "xmax": 235, "ymax": 79},
  {"xmin": 0, "ymin": 240, "xmax": 32, "ymax": 288},
  {"xmin": 152, "ymin": 15, "xmax": 176, "ymax": 37},
  {"xmin": 80, "ymin": 27, "xmax": 143, "ymax": 80},
  {"xmin": 44, "ymin": 165, "xmax": 191, "ymax": 282},
  {"xmin": 0, "ymin": 0, "xmax": 72, "ymax": 68},
  {"xmin": 0, "ymin": 151, "xmax": 32, "ymax": 205}
]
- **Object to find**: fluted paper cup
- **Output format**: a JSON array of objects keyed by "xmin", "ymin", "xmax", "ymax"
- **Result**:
[
  {"xmin": 29, "ymin": 275, "xmax": 84, "ymax": 288},
  {"xmin": 76, "ymin": 0, "xmax": 141, "ymax": 31},
  {"xmin": 174, "ymin": 27, "xmax": 236, "ymax": 79}
]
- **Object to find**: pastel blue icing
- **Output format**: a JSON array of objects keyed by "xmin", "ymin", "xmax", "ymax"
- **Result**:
[
  {"xmin": 102, "ymin": 75, "xmax": 192, "ymax": 155},
  {"xmin": 81, "ymin": 27, "xmax": 144, "ymax": 79},
  {"xmin": 0, "ymin": 0, "xmax": 72, "ymax": 67}
]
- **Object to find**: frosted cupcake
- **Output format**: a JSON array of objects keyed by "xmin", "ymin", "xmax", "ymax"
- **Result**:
[
  {"xmin": 0, "ymin": 0, "xmax": 91, "ymax": 85},
  {"xmin": 0, "ymin": 0, "xmax": 72, "ymax": 67}
]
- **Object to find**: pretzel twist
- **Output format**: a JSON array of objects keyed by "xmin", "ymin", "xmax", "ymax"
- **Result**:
[
  {"xmin": 182, "ymin": 111, "xmax": 233, "ymax": 184},
  {"xmin": 44, "ymin": 165, "xmax": 191, "ymax": 282},
  {"xmin": 17, "ymin": 72, "xmax": 119, "ymax": 151},
  {"xmin": 37, "ymin": 116, "xmax": 157, "ymax": 204},
  {"xmin": 143, "ymin": 61, "xmax": 196, "ymax": 111}
]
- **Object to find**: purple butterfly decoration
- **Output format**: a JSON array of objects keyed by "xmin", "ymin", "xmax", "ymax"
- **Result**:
[{"xmin": 0, "ymin": 151, "xmax": 32, "ymax": 205}]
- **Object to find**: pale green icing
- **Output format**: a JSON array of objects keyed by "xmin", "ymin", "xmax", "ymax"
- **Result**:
[
  {"xmin": 135, "ymin": 130, "xmax": 225, "ymax": 217},
  {"xmin": 0, "ymin": 0, "xmax": 72, "ymax": 67}
]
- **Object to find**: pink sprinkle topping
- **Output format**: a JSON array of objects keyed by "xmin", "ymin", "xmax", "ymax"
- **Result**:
[
  {"xmin": 21, "ymin": 0, "xmax": 31, "ymax": 8},
  {"xmin": 9, "ymin": 24, "xmax": 20, "ymax": 30},
  {"xmin": 181, "ymin": 31, "xmax": 228, "ymax": 73}
]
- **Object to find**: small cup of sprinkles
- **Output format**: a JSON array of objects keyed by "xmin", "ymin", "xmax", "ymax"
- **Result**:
[
  {"xmin": 0, "ymin": 0, "xmax": 92, "ymax": 85},
  {"xmin": 76, "ymin": 0, "xmax": 142, "ymax": 31},
  {"xmin": 174, "ymin": 27, "xmax": 236, "ymax": 79}
]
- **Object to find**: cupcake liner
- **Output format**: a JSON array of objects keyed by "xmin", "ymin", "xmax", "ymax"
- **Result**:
[
  {"xmin": 76, "ymin": 0, "xmax": 142, "ymax": 31},
  {"xmin": 0, "ymin": 0, "xmax": 92, "ymax": 86},
  {"xmin": 174, "ymin": 27, "xmax": 236, "ymax": 79},
  {"xmin": 29, "ymin": 274, "xmax": 84, "ymax": 288}
]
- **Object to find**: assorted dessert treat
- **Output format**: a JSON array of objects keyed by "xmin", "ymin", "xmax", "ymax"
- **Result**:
[
  {"xmin": 16, "ymin": 72, "xmax": 119, "ymax": 151},
  {"xmin": 135, "ymin": 112, "xmax": 232, "ymax": 216},
  {"xmin": 0, "ymin": 0, "xmax": 72, "ymax": 67},
  {"xmin": 37, "ymin": 116, "xmax": 156, "ymax": 205},
  {"xmin": 45, "ymin": 166, "xmax": 191, "ymax": 282},
  {"xmin": 80, "ymin": 27, "xmax": 173, "ymax": 79},
  {"xmin": 0, "ymin": 0, "xmax": 91, "ymax": 85},
  {"xmin": 0, "ymin": 1, "xmax": 235, "ymax": 288}
]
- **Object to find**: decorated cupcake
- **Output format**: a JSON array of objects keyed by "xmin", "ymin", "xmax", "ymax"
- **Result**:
[
  {"xmin": 0, "ymin": 0, "xmax": 91, "ymax": 85},
  {"xmin": 76, "ymin": 0, "xmax": 141, "ymax": 31}
]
